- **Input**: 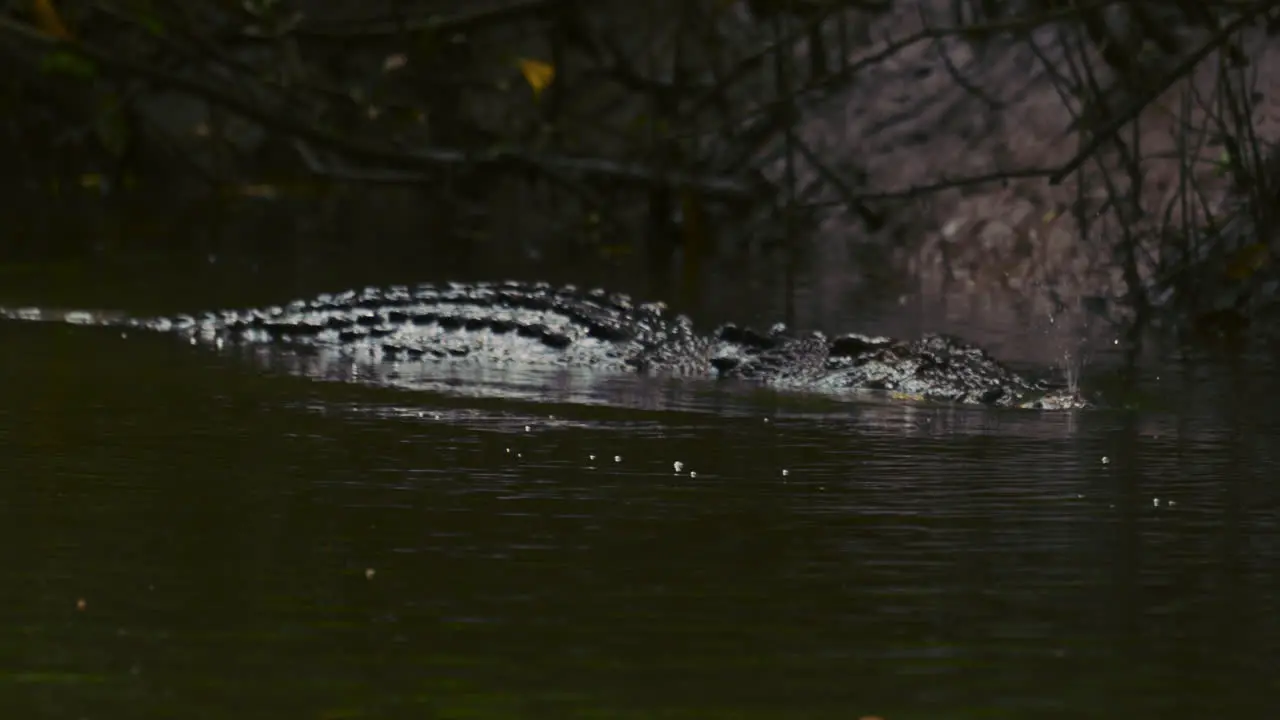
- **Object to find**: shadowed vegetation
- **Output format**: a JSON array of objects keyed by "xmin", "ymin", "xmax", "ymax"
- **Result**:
[{"xmin": 1, "ymin": 0, "xmax": 1278, "ymax": 333}]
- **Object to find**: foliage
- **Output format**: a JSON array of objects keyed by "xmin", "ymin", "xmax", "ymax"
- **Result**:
[{"xmin": 0, "ymin": 0, "xmax": 1277, "ymax": 326}]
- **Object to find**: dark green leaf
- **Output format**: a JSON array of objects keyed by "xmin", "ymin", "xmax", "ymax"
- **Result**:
[{"xmin": 39, "ymin": 51, "xmax": 97, "ymax": 79}]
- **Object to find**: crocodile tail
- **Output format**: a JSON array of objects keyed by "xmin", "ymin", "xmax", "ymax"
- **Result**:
[{"xmin": 0, "ymin": 306, "xmax": 140, "ymax": 328}]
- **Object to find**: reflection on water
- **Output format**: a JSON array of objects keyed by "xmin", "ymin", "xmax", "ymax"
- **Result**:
[
  {"xmin": 2, "ymin": 319, "xmax": 1280, "ymax": 719},
  {"xmin": 218, "ymin": 338, "xmax": 1092, "ymax": 441}
]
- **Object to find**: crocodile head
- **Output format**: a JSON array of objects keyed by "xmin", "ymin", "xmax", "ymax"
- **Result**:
[{"xmin": 710, "ymin": 328, "xmax": 1091, "ymax": 409}]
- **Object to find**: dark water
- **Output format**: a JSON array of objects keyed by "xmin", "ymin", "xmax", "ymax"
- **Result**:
[
  {"xmin": 3, "ymin": 205, "xmax": 1280, "ymax": 719},
  {"xmin": 4, "ymin": 313, "xmax": 1280, "ymax": 720}
]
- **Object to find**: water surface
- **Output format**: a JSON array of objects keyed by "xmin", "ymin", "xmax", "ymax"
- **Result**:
[{"xmin": 3, "ymin": 315, "xmax": 1279, "ymax": 719}]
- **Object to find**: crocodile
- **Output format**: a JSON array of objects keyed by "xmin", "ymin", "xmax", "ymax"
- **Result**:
[{"xmin": 0, "ymin": 280, "xmax": 1088, "ymax": 409}]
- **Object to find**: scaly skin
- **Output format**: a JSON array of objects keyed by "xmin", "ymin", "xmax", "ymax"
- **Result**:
[{"xmin": 0, "ymin": 280, "xmax": 1089, "ymax": 409}]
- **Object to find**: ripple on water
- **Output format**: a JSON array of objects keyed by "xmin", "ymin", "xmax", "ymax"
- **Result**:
[{"xmin": 6, "ymin": 320, "xmax": 1280, "ymax": 717}]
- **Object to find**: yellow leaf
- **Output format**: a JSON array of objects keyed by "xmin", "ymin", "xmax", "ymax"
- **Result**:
[
  {"xmin": 517, "ymin": 58, "xmax": 555, "ymax": 99},
  {"xmin": 598, "ymin": 243, "xmax": 632, "ymax": 258},
  {"xmin": 1225, "ymin": 243, "xmax": 1270, "ymax": 281},
  {"xmin": 238, "ymin": 184, "xmax": 279, "ymax": 200},
  {"xmin": 32, "ymin": 0, "xmax": 73, "ymax": 40}
]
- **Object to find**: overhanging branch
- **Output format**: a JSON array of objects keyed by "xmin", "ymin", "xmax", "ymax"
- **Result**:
[{"xmin": 0, "ymin": 15, "xmax": 766, "ymax": 200}]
